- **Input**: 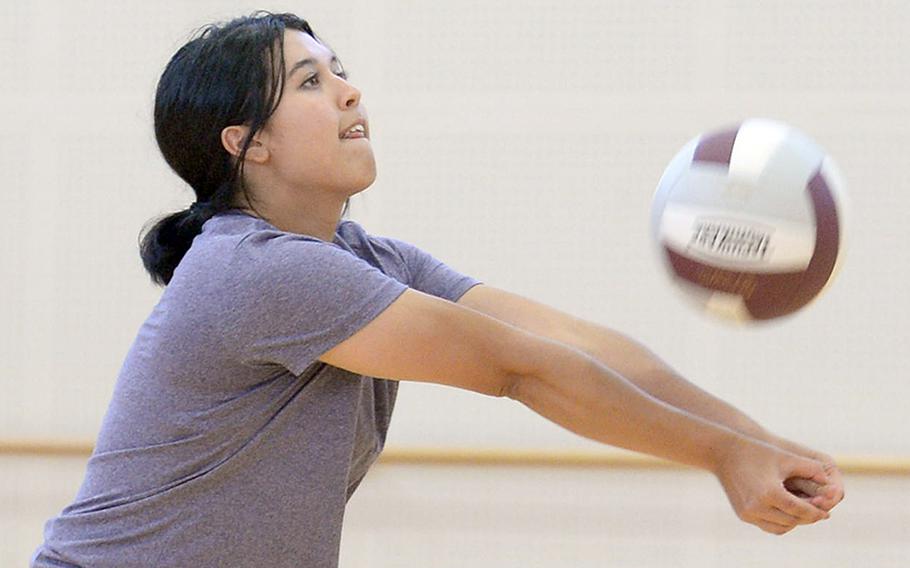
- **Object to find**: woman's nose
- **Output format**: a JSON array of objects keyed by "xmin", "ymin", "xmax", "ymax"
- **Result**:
[{"xmin": 341, "ymin": 82, "xmax": 361, "ymax": 109}]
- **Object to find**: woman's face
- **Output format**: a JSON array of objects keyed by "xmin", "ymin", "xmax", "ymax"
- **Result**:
[{"xmin": 251, "ymin": 30, "xmax": 375, "ymax": 198}]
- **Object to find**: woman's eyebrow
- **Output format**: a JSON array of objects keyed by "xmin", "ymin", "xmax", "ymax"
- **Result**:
[{"xmin": 288, "ymin": 55, "xmax": 340, "ymax": 79}]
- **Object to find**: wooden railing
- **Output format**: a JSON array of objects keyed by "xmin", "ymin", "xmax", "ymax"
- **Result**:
[{"xmin": 2, "ymin": 439, "xmax": 908, "ymax": 475}]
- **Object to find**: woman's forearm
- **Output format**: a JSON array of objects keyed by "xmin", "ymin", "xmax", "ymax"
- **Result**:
[
  {"xmin": 577, "ymin": 325, "xmax": 771, "ymax": 441},
  {"xmin": 570, "ymin": 324, "xmax": 843, "ymax": 509},
  {"xmin": 509, "ymin": 338, "xmax": 748, "ymax": 473},
  {"xmin": 631, "ymin": 364, "xmax": 769, "ymax": 439}
]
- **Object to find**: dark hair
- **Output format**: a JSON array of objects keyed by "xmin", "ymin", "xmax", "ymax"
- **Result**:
[{"xmin": 139, "ymin": 11, "xmax": 350, "ymax": 286}]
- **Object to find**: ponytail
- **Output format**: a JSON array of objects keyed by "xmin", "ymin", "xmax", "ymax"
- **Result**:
[{"xmin": 139, "ymin": 204, "xmax": 215, "ymax": 286}]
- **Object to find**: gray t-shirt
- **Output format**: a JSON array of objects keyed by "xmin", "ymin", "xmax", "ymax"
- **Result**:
[{"xmin": 32, "ymin": 211, "xmax": 481, "ymax": 568}]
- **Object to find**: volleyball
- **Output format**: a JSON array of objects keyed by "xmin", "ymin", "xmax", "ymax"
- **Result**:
[{"xmin": 651, "ymin": 118, "xmax": 848, "ymax": 323}]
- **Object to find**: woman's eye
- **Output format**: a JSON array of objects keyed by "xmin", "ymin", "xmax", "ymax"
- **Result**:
[{"xmin": 301, "ymin": 71, "xmax": 349, "ymax": 89}]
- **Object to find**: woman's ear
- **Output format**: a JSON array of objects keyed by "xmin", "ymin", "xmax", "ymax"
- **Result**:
[{"xmin": 221, "ymin": 125, "xmax": 269, "ymax": 163}]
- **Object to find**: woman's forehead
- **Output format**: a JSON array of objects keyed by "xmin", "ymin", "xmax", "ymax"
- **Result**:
[{"xmin": 283, "ymin": 30, "xmax": 336, "ymax": 66}]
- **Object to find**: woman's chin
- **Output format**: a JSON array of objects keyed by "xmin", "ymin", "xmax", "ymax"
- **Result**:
[{"xmin": 351, "ymin": 167, "xmax": 378, "ymax": 193}]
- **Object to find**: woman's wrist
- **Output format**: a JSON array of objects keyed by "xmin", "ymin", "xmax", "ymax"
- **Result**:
[{"xmin": 757, "ymin": 430, "xmax": 832, "ymax": 465}]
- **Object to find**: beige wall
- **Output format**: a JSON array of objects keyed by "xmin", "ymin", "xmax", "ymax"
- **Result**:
[{"xmin": 2, "ymin": 0, "xmax": 908, "ymax": 565}]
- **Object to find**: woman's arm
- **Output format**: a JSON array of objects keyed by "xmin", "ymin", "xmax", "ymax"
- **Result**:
[
  {"xmin": 456, "ymin": 284, "xmax": 844, "ymax": 511},
  {"xmin": 318, "ymin": 287, "xmax": 832, "ymax": 533},
  {"xmin": 455, "ymin": 285, "xmax": 768, "ymax": 434}
]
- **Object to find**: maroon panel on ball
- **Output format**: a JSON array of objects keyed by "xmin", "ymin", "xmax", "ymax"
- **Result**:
[
  {"xmin": 786, "ymin": 168, "xmax": 840, "ymax": 312},
  {"xmin": 692, "ymin": 125, "xmax": 740, "ymax": 167},
  {"xmin": 745, "ymin": 272, "xmax": 807, "ymax": 320},
  {"xmin": 665, "ymin": 247, "xmax": 759, "ymax": 298},
  {"xmin": 664, "ymin": 247, "xmax": 806, "ymax": 320}
]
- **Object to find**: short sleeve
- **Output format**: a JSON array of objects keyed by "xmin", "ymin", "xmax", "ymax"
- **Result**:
[
  {"xmin": 371, "ymin": 235, "xmax": 482, "ymax": 302},
  {"xmin": 225, "ymin": 232, "xmax": 409, "ymax": 376}
]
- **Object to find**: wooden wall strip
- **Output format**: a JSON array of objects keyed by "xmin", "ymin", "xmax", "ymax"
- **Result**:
[{"xmin": 2, "ymin": 439, "xmax": 908, "ymax": 475}]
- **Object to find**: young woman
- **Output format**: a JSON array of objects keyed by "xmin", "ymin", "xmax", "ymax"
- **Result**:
[{"xmin": 32, "ymin": 11, "xmax": 843, "ymax": 568}]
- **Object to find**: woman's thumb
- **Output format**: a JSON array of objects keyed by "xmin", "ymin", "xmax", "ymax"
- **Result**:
[{"xmin": 786, "ymin": 456, "xmax": 829, "ymax": 485}]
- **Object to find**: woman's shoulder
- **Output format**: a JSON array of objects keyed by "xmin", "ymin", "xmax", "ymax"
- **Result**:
[
  {"xmin": 336, "ymin": 219, "xmax": 408, "ymax": 259},
  {"xmin": 171, "ymin": 213, "xmax": 333, "ymax": 285},
  {"xmin": 201, "ymin": 213, "xmax": 333, "ymax": 255},
  {"xmin": 191, "ymin": 214, "xmax": 397, "ymax": 280},
  {"xmin": 337, "ymin": 219, "xmax": 407, "ymax": 247},
  {"xmin": 335, "ymin": 218, "xmax": 367, "ymax": 241},
  {"xmin": 202, "ymin": 213, "xmax": 369, "ymax": 246}
]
